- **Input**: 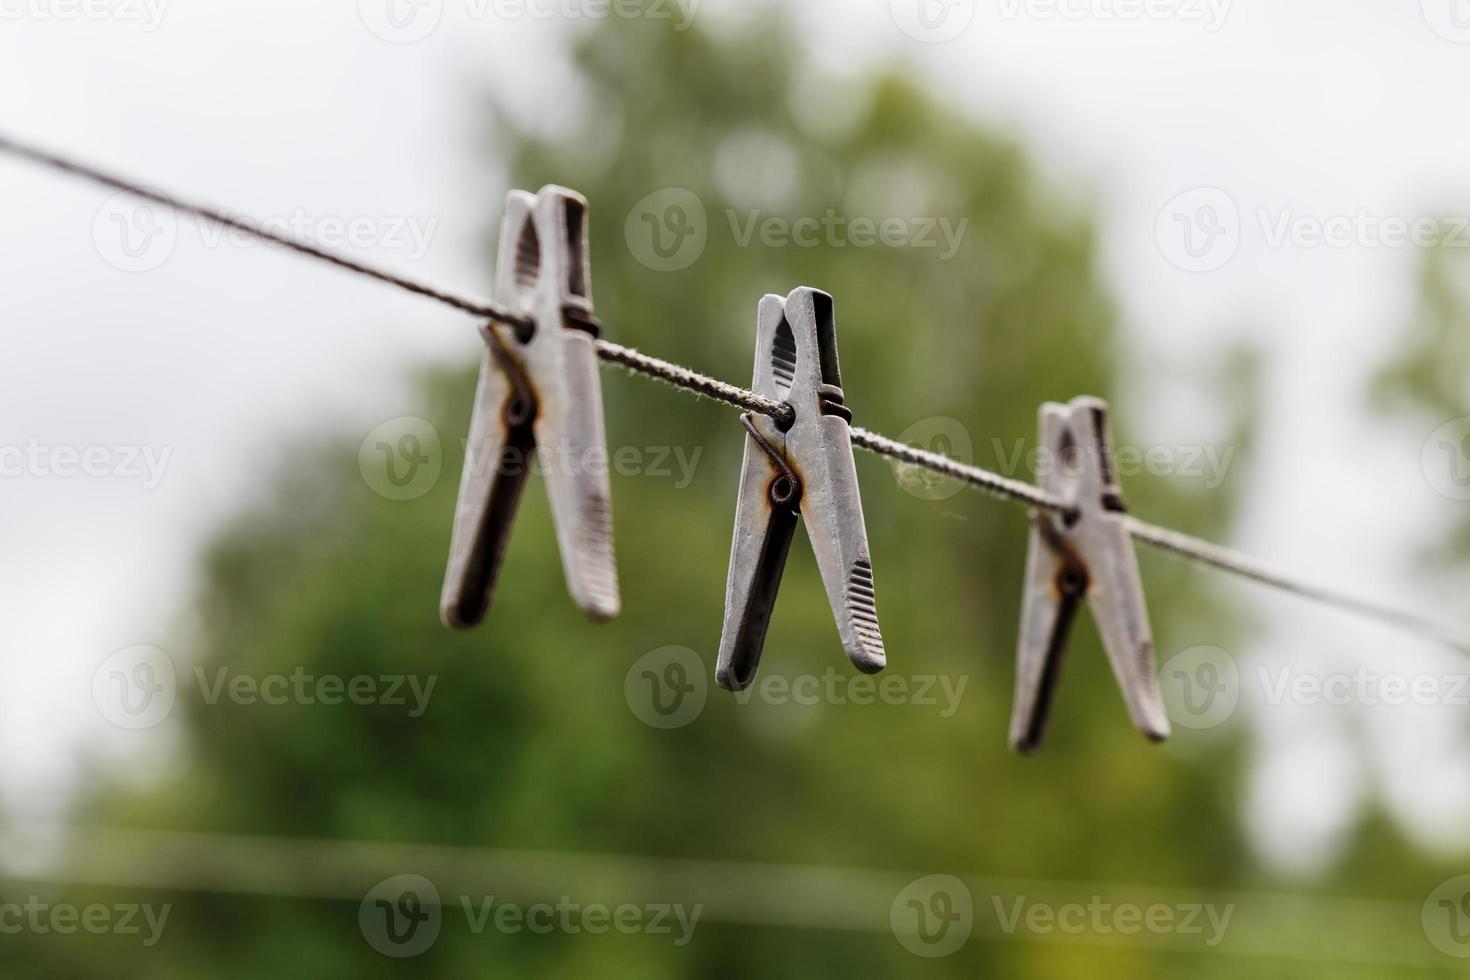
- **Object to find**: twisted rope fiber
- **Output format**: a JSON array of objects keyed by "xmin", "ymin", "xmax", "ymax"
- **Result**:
[
  {"xmin": 0, "ymin": 133, "xmax": 514, "ymax": 323},
  {"xmin": 595, "ymin": 339, "xmax": 795, "ymax": 426},
  {"xmin": 5, "ymin": 132, "xmax": 1469, "ymax": 652}
]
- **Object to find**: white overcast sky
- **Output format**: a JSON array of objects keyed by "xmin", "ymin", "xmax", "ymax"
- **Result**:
[{"xmin": 3, "ymin": 0, "xmax": 1470, "ymax": 877}]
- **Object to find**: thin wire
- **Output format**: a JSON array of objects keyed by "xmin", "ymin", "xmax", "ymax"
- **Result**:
[
  {"xmin": 0, "ymin": 822, "xmax": 1445, "ymax": 967},
  {"xmin": 850, "ymin": 425, "xmax": 1066, "ymax": 510},
  {"xmin": 0, "ymin": 132, "xmax": 518, "ymax": 324},
  {"xmin": 1123, "ymin": 516, "xmax": 1470, "ymax": 652},
  {"xmin": 4, "ymin": 132, "xmax": 1468, "ymax": 653},
  {"xmin": 596, "ymin": 339, "xmax": 794, "ymax": 426}
]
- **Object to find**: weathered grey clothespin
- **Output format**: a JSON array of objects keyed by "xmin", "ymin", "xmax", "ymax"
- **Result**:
[
  {"xmin": 1010, "ymin": 396, "xmax": 1169, "ymax": 752},
  {"xmin": 440, "ymin": 186, "xmax": 618, "ymax": 628},
  {"xmin": 716, "ymin": 287, "xmax": 885, "ymax": 690}
]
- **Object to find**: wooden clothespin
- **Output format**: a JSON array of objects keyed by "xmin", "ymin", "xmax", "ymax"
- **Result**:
[
  {"xmin": 1011, "ymin": 397, "xmax": 1169, "ymax": 752},
  {"xmin": 440, "ymin": 186, "xmax": 619, "ymax": 628},
  {"xmin": 716, "ymin": 288, "xmax": 886, "ymax": 690}
]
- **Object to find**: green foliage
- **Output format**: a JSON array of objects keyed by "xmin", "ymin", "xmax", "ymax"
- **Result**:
[{"xmin": 1374, "ymin": 236, "xmax": 1470, "ymax": 562}]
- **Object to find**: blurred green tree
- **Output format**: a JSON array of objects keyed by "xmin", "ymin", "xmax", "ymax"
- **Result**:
[{"xmin": 1375, "ymin": 236, "xmax": 1470, "ymax": 561}]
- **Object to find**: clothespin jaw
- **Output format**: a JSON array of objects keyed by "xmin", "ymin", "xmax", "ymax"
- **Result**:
[
  {"xmin": 440, "ymin": 186, "xmax": 619, "ymax": 630},
  {"xmin": 716, "ymin": 287, "xmax": 885, "ymax": 691},
  {"xmin": 1009, "ymin": 397, "xmax": 1168, "ymax": 752}
]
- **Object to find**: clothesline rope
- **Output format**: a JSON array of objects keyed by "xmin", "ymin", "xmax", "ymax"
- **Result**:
[{"xmin": 3, "ymin": 131, "xmax": 1466, "ymax": 654}]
